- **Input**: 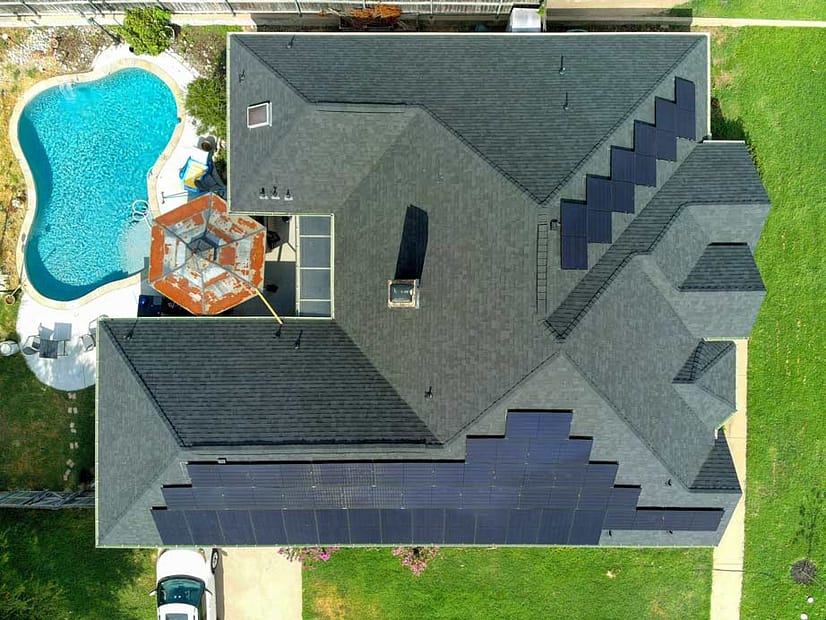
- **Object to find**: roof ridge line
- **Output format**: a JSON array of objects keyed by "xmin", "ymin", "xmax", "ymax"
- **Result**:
[
  {"xmin": 560, "ymin": 353, "xmax": 697, "ymax": 488},
  {"xmin": 101, "ymin": 322, "xmax": 186, "ymax": 446},
  {"xmin": 696, "ymin": 340, "xmax": 734, "ymax": 378},
  {"xmin": 98, "ymin": 452, "xmax": 182, "ymax": 545},
  {"xmin": 541, "ymin": 36, "xmax": 704, "ymax": 205}
]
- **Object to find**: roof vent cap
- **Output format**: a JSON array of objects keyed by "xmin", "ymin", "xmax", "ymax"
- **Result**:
[{"xmin": 388, "ymin": 279, "xmax": 420, "ymax": 309}]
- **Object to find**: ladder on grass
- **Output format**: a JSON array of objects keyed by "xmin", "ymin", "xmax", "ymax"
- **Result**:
[{"xmin": 0, "ymin": 490, "xmax": 94, "ymax": 509}]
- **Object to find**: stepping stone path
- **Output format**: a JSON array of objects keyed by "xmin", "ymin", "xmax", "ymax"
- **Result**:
[{"xmin": 64, "ymin": 393, "xmax": 79, "ymax": 482}]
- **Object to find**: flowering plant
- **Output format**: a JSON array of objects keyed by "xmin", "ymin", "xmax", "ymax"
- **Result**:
[
  {"xmin": 278, "ymin": 546, "xmax": 340, "ymax": 570},
  {"xmin": 391, "ymin": 546, "xmax": 440, "ymax": 576}
]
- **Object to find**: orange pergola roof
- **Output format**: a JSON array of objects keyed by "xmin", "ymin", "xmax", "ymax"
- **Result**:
[{"xmin": 148, "ymin": 193, "xmax": 266, "ymax": 315}]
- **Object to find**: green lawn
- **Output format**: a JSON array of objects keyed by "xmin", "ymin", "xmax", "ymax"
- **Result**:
[
  {"xmin": 682, "ymin": 0, "xmax": 826, "ymax": 20},
  {"xmin": 0, "ymin": 300, "xmax": 95, "ymax": 491},
  {"xmin": 304, "ymin": 548, "xmax": 711, "ymax": 619},
  {"xmin": 708, "ymin": 27, "xmax": 826, "ymax": 619},
  {"xmin": 0, "ymin": 510, "xmax": 156, "ymax": 619}
]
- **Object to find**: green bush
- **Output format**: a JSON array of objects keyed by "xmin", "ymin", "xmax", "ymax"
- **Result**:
[
  {"xmin": 185, "ymin": 76, "xmax": 227, "ymax": 140},
  {"xmin": 119, "ymin": 7, "xmax": 173, "ymax": 56}
]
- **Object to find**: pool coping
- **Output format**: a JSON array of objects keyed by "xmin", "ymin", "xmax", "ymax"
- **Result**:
[{"xmin": 9, "ymin": 57, "xmax": 187, "ymax": 311}]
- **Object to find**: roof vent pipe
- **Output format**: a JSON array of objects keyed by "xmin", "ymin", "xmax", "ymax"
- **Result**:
[{"xmin": 559, "ymin": 55, "xmax": 565, "ymax": 75}]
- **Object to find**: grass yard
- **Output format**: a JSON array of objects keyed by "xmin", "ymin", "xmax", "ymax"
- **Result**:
[
  {"xmin": 707, "ymin": 27, "xmax": 826, "ymax": 619},
  {"xmin": 0, "ymin": 300, "xmax": 95, "ymax": 491},
  {"xmin": 0, "ymin": 510, "xmax": 156, "ymax": 619},
  {"xmin": 304, "ymin": 547, "xmax": 712, "ymax": 619},
  {"xmin": 683, "ymin": 0, "xmax": 826, "ymax": 20}
]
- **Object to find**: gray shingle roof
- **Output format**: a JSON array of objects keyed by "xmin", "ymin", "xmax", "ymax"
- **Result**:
[
  {"xmin": 100, "ymin": 320, "xmax": 436, "ymax": 446},
  {"xmin": 691, "ymin": 433, "xmax": 741, "ymax": 492},
  {"xmin": 546, "ymin": 143, "xmax": 770, "ymax": 338},
  {"xmin": 230, "ymin": 33, "xmax": 702, "ymax": 204},
  {"xmin": 680, "ymin": 243, "xmax": 766, "ymax": 291},
  {"xmin": 674, "ymin": 340, "xmax": 734, "ymax": 383},
  {"xmin": 96, "ymin": 34, "xmax": 770, "ymax": 547}
]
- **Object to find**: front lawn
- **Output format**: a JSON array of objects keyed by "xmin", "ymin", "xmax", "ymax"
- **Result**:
[
  {"xmin": 0, "ymin": 510, "xmax": 156, "ymax": 619},
  {"xmin": 708, "ymin": 27, "xmax": 826, "ymax": 619},
  {"xmin": 684, "ymin": 0, "xmax": 826, "ymax": 20},
  {"xmin": 304, "ymin": 547, "xmax": 712, "ymax": 619}
]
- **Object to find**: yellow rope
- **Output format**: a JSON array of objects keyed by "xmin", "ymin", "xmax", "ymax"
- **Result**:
[{"xmin": 254, "ymin": 287, "xmax": 284, "ymax": 325}]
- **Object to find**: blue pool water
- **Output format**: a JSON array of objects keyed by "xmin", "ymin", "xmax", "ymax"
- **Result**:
[{"xmin": 19, "ymin": 68, "xmax": 178, "ymax": 301}]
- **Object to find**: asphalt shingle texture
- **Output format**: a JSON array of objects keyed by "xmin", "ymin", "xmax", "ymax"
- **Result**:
[
  {"xmin": 100, "ymin": 320, "xmax": 436, "ymax": 446},
  {"xmin": 231, "ymin": 34, "xmax": 701, "ymax": 203},
  {"xmin": 680, "ymin": 243, "xmax": 766, "ymax": 291}
]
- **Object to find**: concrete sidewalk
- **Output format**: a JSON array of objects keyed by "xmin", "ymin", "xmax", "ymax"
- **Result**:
[
  {"xmin": 216, "ymin": 548, "xmax": 302, "ymax": 620},
  {"xmin": 709, "ymin": 339, "xmax": 748, "ymax": 620}
]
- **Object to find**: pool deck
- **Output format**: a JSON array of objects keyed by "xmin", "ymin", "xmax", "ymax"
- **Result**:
[{"xmin": 16, "ymin": 45, "xmax": 204, "ymax": 391}]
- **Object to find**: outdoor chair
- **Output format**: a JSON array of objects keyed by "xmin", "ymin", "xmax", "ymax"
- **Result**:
[
  {"xmin": 80, "ymin": 333, "xmax": 96, "ymax": 352},
  {"xmin": 21, "ymin": 335, "xmax": 40, "ymax": 356}
]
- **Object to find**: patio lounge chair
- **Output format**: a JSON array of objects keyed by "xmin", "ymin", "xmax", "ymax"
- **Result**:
[
  {"xmin": 21, "ymin": 335, "xmax": 40, "ymax": 356},
  {"xmin": 80, "ymin": 333, "xmax": 96, "ymax": 352}
]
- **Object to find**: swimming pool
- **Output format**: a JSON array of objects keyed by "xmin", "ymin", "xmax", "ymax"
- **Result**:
[{"xmin": 17, "ymin": 67, "xmax": 178, "ymax": 302}]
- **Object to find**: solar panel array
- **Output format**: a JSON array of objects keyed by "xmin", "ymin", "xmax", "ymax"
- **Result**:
[
  {"xmin": 297, "ymin": 215, "xmax": 333, "ymax": 317},
  {"xmin": 153, "ymin": 410, "xmax": 723, "ymax": 545},
  {"xmin": 559, "ymin": 77, "xmax": 696, "ymax": 271}
]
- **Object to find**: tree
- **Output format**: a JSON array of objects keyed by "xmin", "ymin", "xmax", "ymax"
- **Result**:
[
  {"xmin": 118, "ymin": 8, "xmax": 174, "ymax": 56},
  {"xmin": 185, "ymin": 76, "xmax": 227, "ymax": 140}
]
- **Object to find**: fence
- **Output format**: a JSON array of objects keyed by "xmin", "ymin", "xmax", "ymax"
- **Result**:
[{"xmin": 0, "ymin": 0, "xmax": 523, "ymax": 18}]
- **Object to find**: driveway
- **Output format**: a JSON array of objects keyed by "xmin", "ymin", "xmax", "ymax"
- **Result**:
[{"xmin": 215, "ymin": 548, "xmax": 302, "ymax": 620}]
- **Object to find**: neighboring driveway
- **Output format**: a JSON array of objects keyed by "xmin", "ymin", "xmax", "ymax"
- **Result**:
[{"xmin": 215, "ymin": 548, "xmax": 302, "ymax": 620}]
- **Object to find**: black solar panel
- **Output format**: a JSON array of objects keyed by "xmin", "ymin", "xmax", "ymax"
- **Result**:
[
  {"xmin": 611, "ymin": 147, "xmax": 636, "ymax": 183},
  {"xmin": 153, "ymin": 509, "xmax": 193, "ymax": 544},
  {"xmin": 158, "ymin": 411, "xmax": 728, "ymax": 546},
  {"xmin": 561, "ymin": 236, "xmax": 588, "ymax": 270},
  {"xmin": 518, "ymin": 486, "xmax": 550, "ymax": 508},
  {"xmin": 466, "ymin": 439, "xmax": 498, "ymax": 463},
  {"xmin": 587, "ymin": 209, "xmax": 612, "ymax": 243},
  {"xmin": 635, "ymin": 153, "xmax": 657, "ymax": 187},
  {"xmin": 611, "ymin": 180, "xmax": 635, "ymax": 213},
  {"xmin": 163, "ymin": 486, "xmax": 197, "ymax": 508},
  {"xmin": 676, "ymin": 108, "xmax": 695, "ymax": 140},
  {"xmin": 506, "ymin": 509, "xmax": 541, "ymax": 544},
  {"xmin": 382, "ymin": 509, "xmax": 412, "ymax": 543},
  {"xmin": 527, "ymin": 440, "xmax": 561, "ymax": 464},
  {"xmin": 655, "ymin": 97, "xmax": 676, "ymax": 132},
  {"xmin": 412, "ymin": 508, "xmax": 445, "ymax": 544},
  {"xmin": 432, "ymin": 462, "xmax": 464, "ymax": 485},
  {"xmin": 560, "ymin": 201, "xmax": 587, "ymax": 237},
  {"xmin": 218, "ymin": 510, "xmax": 255, "ymax": 544},
  {"xmin": 675, "ymin": 77, "xmax": 695, "ymax": 111},
  {"xmin": 496, "ymin": 439, "xmax": 530, "ymax": 463},
  {"xmin": 461, "ymin": 486, "xmax": 491, "ymax": 509},
  {"xmin": 348, "ymin": 509, "xmax": 381, "ymax": 543},
  {"xmin": 283, "ymin": 509, "xmax": 318, "ymax": 544},
  {"xmin": 475, "ymin": 510, "xmax": 508, "ymax": 544},
  {"xmin": 316, "ymin": 509, "xmax": 350, "ymax": 543},
  {"xmin": 538, "ymin": 509, "xmax": 573, "ymax": 543},
  {"xmin": 603, "ymin": 509, "xmax": 636, "ymax": 529},
  {"xmin": 444, "ymin": 509, "xmax": 476, "ymax": 544},
  {"xmin": 586, "ymin": 176, "xmax": 613, "ymax": 212},
  {"xmin": 185, "ymin": 510, "xmax": 224, "ymax": 544},
  {"xmin": 634, "ymin": 121, "xmax": 657, "ymax": 157},
  {"xmin": 250, "ymin": 510, "xmax": 287, "ymax": 544},
  {"xmin": 656, "ymin": 128, "xmax": 677, "ymax": 162},
  {"xmin": 568, "ymin": 510, "xmax": 605, "ymax": 544}
]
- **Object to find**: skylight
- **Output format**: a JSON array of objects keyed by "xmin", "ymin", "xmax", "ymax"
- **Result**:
[{"xmin": 247, "ymin": 102, "xmax": 271, "ymax": 129}]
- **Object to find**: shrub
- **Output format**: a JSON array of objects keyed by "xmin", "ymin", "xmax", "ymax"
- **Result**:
[
  {"xmin": 278, "ymin": 546, "xmax": 340, "ymax": 570},
  {"xmin": 119, "ymin": 8, "xmax": 173, "ymax": 56},
  {"xmin": 391, "ymin": 546, "xmax": 440, "ymax": 576},
  {"xmin": 185, "ymin": 76, "xmax": 227, "ymax": 140}
]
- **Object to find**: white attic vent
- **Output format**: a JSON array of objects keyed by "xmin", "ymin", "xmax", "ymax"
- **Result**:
[
  {"xmin": 388, "ymin": 279, "xmax": 420, "ymax": 309},
  {"xmin": 247, "ymin": 102, "xmax": 272, "ymax": 129},
  {"xmin": 508, "ymin": 7, "xmax": 542, "ymax": 32}
]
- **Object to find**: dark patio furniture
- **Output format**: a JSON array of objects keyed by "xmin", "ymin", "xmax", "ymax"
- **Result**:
[
  {"xmin": 21, "ymin": 335, "xmax": 40, "ymax": 356},
  {"xmin": 80, "ymin": 333, "xmax": 96, "ymax": 351},
  {"xmin": 39, "ymin": 339, "xmax": 66, "ymax": 359}
]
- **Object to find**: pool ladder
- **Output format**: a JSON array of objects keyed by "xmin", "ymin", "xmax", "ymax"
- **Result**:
[{"xmin": 131, "ymin": 200, "xmax": 151, "ymax": 224}]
